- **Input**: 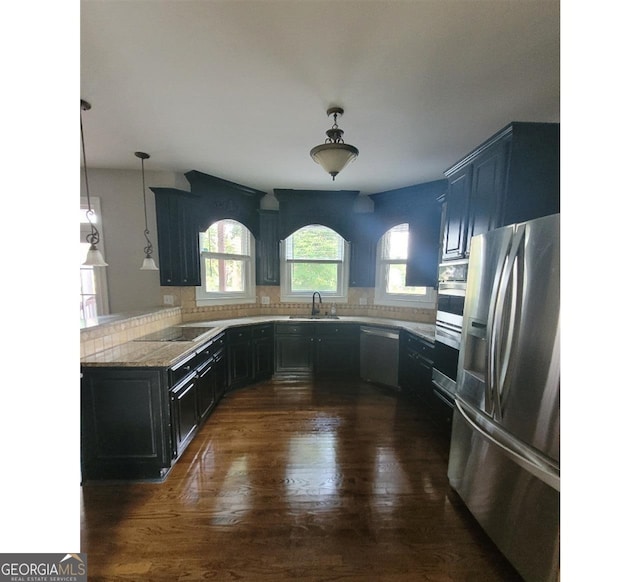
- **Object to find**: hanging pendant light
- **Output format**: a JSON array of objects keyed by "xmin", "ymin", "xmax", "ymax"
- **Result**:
[
  {"xmin": 135, "ymin": 151, "xmax": 159, "ymax": 271},
  {"xmin": 310, "ymin": 107, "xmax": 359, "ymax": 181},
  {"xmin": 81, "ymin": 99, "xmax": 108, "ymax": 267}
]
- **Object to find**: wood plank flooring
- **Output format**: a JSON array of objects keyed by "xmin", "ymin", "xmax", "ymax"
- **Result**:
[{"xmin": 81, "ymin": 378, "xmax": 522, "ymax": 581}]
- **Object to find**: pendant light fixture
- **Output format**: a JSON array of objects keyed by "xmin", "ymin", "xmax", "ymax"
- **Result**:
[
  {"xmin": 310, "ymin": 107, "xmax": 359, "ymax": 181},
  {"xmin": 80, "ymin": 99, "xmax": 108, "ymax": 267},
  {"xmin": 135, "ymin": 151, "xmax": 159, "ymax": 271}
]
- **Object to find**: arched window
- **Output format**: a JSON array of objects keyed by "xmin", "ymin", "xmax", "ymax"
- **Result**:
[
  {"xmin": 195, "ymin": 219, "xmax": 255, "ymax": 305},
  {"xmin": 280, "ymin": 224, "xmax": 349, "ymax": 302},
  {"xmin": 374, "ymin": 223, "xmax": 434, "ymax": 307}
]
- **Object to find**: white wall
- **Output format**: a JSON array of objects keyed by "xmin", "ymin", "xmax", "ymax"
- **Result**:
[{"xmin": 83, "ymin": 168, "xmax": 189, "ymax": 314}]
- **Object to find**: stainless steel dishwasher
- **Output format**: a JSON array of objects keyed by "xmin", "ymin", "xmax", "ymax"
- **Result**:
[{"xmin": 360, "ymin": 326, "xmax": 399, "ymax": 389}]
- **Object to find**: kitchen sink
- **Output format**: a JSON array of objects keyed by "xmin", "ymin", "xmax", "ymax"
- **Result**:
[{"xmin": 288, "ymin": 315, "xmax": 340, "ymax": 320}]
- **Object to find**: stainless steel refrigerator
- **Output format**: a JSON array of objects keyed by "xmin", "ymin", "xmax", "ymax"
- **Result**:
[{"xmin": 447, "ymin": 213, "xmax": 560, "ymax": 582}]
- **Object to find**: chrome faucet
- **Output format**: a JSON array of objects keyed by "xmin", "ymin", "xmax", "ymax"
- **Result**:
[{"xmin": 311, "ymin": 291, "xmax": 322, "ymax": 316}]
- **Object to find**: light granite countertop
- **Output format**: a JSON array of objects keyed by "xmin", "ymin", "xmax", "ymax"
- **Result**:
[{"xmin": 80, "ymin": 316, "xmax": 435, "ymax": 368}]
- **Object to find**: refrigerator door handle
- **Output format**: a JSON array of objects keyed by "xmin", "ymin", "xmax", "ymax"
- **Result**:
[
  {"xmin": 485, "ymin": 237, "xmax": 512, "ymax": 416},
  {"xmin": 493, "ymin": 226, "xmax": 525, "ymax": 421},
  {"xmin": 455, "ymin": 397, "xmax": 560, "ymax": 492}
]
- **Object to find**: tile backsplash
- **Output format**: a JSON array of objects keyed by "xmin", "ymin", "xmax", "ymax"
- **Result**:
[
  {"xmin": 173, "ymin": 286, "xmax": 435, "ymax": 324},
  {"xmin": 81, "ymin": 287, "xmax": 436, "ymax": 358},
  {"xmin": 80, "ymin": 307, "xmax": 182, "ymax": 358}
]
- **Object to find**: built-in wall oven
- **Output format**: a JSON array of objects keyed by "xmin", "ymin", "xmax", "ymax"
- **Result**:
[{"xmin": 432, "ymin": 260, "xmax": 468, "ymax": 406}]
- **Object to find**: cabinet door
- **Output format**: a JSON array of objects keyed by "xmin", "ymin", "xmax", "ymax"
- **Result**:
[
  {"xmin": 253, "ymin": 336, "xmax": 274, "ymax": 380},
  {"xmin": 154, "ymin": 190, "xmax": 201, "ymax": 286},
  {"xmin": 349, "ymin": 230, "xmax": 376, "ymax": 287},
  {"xmin": 406, "ymin": 211, "xmax": 441, "ymax": 288},
  {"xmin": 275, "ymin": 335, "xmax": 314, "ymax": 373},
  {"xmin": 465, "ymin": 140, "xmax": 508, "ymax": 256},
  {"xmin": 399, "ymin": 333, "xmax": 434, "ymax": 400},
  {"xmin": 441, "ymin": 166, "xmax": 472, "ymax": 261},
  {"xmin": 212, "ymin": 348, "xmax": 226, "ymax": 405},
  {"xmin": 171, "ymin": 374, "xmax": 199, "ymax": 457},
  {"xmin": 81, "ymin": 368, "xmax": 171, "ymax": 481},
  {"xmin": 314, "ymin": 325, "xmax": 359, "ymax": 376},
  {"xmin": 256, "ymin": 210, "xmax": 280, "ymax": 285},
  {"xmin": 196, "ymin": 360, "xmax": 216, "ymax": 422},
  {"xmin": 227, "ymin": 338, "xmax": 253, "ymax": 391}
]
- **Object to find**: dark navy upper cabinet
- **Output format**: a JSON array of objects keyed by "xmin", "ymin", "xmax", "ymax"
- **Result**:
[
  {"xmin": 152, "ymin": 188, "xmax": 202, "ymax": 287},
  {"xmin": 273, "ymin": 189, "xmax": 360, "ymax": 241},
  {"xmin": 442, "ymin": 122, "xmax": 560, "ymax": 261},
  {"xmin": 441, "ymin": 165, "xmax": 472, "ymax": 261},
  {"xmin": 185, "ymin": 171, "xmax": 265, "ymax": 237},
  {"xmin": 465, "ymin": 137, "xmax": 509, "ymax": 256},
  {"xmin": 349, "ymin": 214, "xmax": 376, "ymax": 288},
  {"xmin": 152, "ymin": 172, "xmax": 266, "ymax": 287},
  {"xmin": 256, "ymin": 210, "xmax": 280, "ymax": 286},
  {"xmin": 370, "ymin": 180, "xmax": 446, "ymax": 288}
]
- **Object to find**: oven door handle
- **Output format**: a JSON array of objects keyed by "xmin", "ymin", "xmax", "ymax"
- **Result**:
[
  {"xmin": 435, "ymin": 328, "xmax": 461, "ymax": 350},
  {"xmin": 435, "ymin": 320, "xmax": 461, "ymax": 334}
]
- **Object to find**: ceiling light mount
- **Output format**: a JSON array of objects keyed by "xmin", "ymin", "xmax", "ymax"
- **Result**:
[{"xmin": 310, "ymin": 106, "xmax": 359, "ymax": 181}]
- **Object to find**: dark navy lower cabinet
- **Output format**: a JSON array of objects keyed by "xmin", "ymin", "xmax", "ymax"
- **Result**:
[
  {"xmin": 81, "ymin": 324, "xmax": 447, "ymax": 482},
  {"xmin": 274, "ymin": 323, "xmax": 359, "ymax": 377},
  {"xmin": 80, "ymin": 367, "xmax": 172, "ymax": 482},
  {"xmin": 80, "ymin": 333, "xmax": 227, "ymax": 483},
  {"xmin": 227, "ymin": 324, "xmax": 275, "ymax": 391},
  {"xmin": 399, "ymin": 331, "xmax": 434, "ymax": 403},
  {"xmin": 170, "ymin": 370, "xmax": 199, "ymax": 459}
]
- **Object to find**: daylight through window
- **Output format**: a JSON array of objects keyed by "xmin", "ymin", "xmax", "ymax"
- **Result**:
[
  {"xmin": 281, "ymin": 224, "xmax": 349, "ymax": 301},
  {"xmin": 196, "ymin": 219, "xmax": 255, "ymax": 305},
  {"xmin": 375, "ymin": 223, "xmax": 431, "ymax": 306}
]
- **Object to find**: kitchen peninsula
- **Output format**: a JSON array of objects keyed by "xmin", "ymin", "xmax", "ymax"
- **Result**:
[{"xmin": 80, "ymin": 310, "xmax": 436, "ymax": 483}]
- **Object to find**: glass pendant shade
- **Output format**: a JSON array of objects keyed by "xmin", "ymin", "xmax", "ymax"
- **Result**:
[
  {"xmin": 310, "ymin": 143, "xmax": 359, "ymax": 180},
  {"xmin": 310, "ymin": 107, "xmax": 358, "ymax": 180},
  {"xmin": 140, "ymin": 256, "xmax": 159, "ymax": 271},
  {"xmin": 83, "ymin": 244, "xmax": 109, "ymax": 267}
]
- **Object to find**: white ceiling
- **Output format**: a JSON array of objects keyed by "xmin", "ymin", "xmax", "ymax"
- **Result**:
[{"xmin": 80, "ymin": 0, "xmax": 560, "ymax": 196}]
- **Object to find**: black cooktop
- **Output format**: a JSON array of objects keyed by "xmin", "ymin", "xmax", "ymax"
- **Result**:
[{"xmin": 134, "ymin": 326, "xmax": 213, "ymax": 342}]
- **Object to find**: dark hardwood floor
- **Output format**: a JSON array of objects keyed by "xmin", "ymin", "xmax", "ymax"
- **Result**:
[{"xmin": 81, "ymin": 378, "xmax": 522, "ymax": 581}]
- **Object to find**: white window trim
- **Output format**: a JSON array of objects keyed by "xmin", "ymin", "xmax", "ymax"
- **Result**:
[
  {"xmin": 374, "ymin": 226, "xmax": 436, "ymax": 309},
  {"xmin": 279, "ymin": 235, "xmax": 350, "ymax": 304},
  {"xmin": 195, "ymin": 224, "xmax": 256, "ymax": 307}
]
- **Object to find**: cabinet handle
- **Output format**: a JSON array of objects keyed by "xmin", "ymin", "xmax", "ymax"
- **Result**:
[{"xmin": 177, "ymin": 384, "xmax": 194, "ymax": 400}]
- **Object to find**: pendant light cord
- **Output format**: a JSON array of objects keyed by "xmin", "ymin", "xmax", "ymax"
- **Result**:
[
  {"xmin": 140, "ymin": 156, "xmax": 154, "ymax": 257},
  {"xmin": 80, "ymin": 101, "xmax": 100, "ymax": 247}
]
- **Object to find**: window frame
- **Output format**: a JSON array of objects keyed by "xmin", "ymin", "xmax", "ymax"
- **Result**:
[
  {"xmin": 279, "ymin": 224, "xmax": 350, "ymax": 304},
  {"xmin": 374, "ymin": 223, "xmax": 436, "ymax": 308},
  {"xmin": 195, "ymin": 219, "xmax": 256, "ymax": 306}
]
